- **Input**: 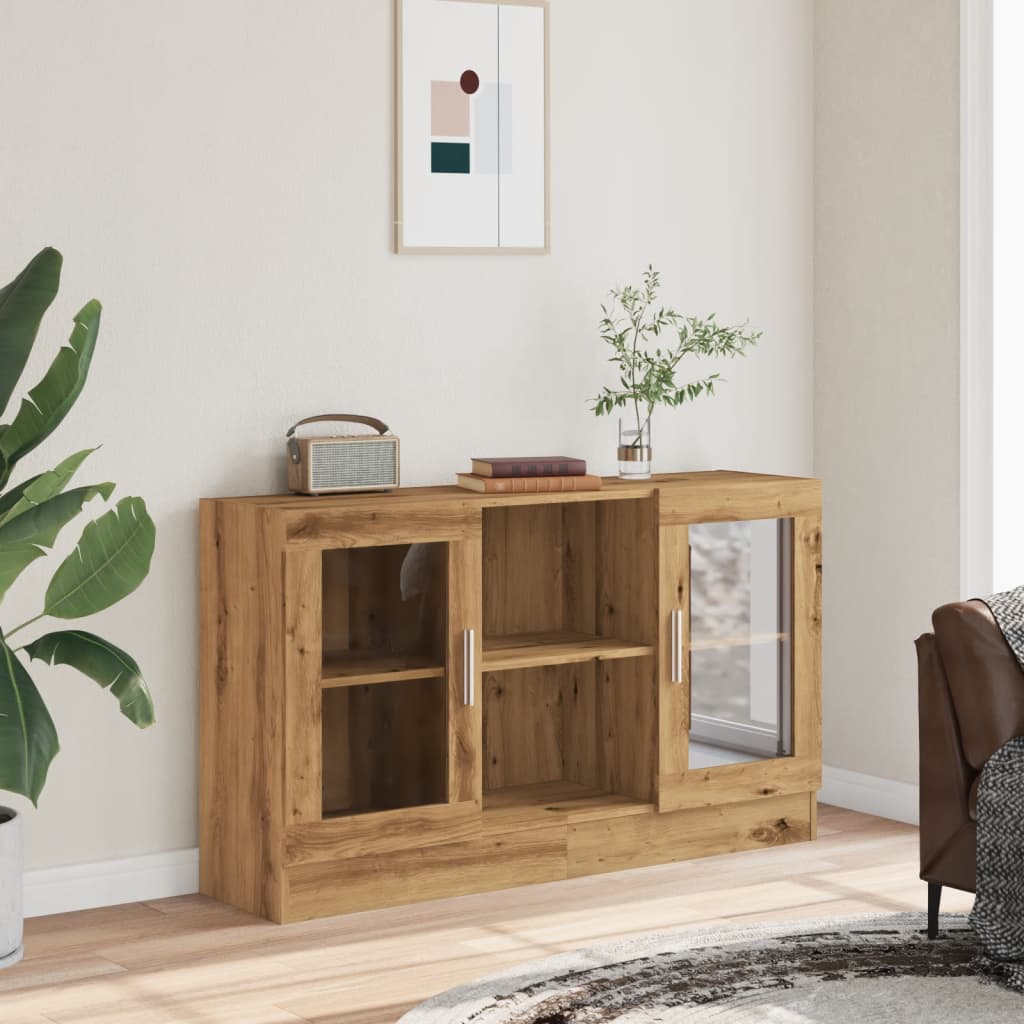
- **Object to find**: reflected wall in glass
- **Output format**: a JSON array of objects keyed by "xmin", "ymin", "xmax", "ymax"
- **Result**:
[{"xmin": 688, "ymin": 518, "xmax": 793, "ymax": 767}]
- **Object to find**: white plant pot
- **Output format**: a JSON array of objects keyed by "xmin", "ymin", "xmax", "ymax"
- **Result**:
[{"xmin": 0, "ymin": 808, "xmax": 23, "ymax": 968}]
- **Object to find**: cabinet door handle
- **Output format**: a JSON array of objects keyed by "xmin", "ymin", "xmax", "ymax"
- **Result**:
[
  {"xmin": 671, "ymin": 608, "xmax": 684, "ymax": 684},
  {"xmin": 670, "ymin": 608, "xmax": 676, "ymax": 682},
  {"xmin": 677, "ymin": 608, "xmax": 685, "ymax": 685},
  {"xmin": 463, "ymin": 628, "xmax": 475, "ymax": 707}
]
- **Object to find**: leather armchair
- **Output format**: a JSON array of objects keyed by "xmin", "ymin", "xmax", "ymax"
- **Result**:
[{"xmin": 917, "ymin": 600, "xmax": 1024, "ymax": 938}]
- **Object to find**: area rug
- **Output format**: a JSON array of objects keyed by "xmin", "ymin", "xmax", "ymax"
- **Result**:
[{"xmin": 398, "ymin": 913, "xmax": 1023, "ymax": 1023}]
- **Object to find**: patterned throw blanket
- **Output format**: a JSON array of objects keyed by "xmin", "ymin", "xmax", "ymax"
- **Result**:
[{"xmin": 969, "ymin": 587, "xmax": 1024, "ymax": 991}]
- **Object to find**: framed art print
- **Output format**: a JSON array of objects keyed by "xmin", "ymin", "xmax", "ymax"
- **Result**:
[{"xmin": 395, "ymin": 0, "xmax": 550, "ymax": 253}]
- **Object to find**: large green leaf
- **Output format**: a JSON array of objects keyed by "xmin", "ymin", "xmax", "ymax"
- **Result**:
[
  {"xmin": 0, "ymin": 248, "xmax": 62, "ymax": 421},
  {"xmin": 0, "ymin": 482, "xmax": 113, "ymax": 549},
  {"xmin": 0, "ymin": 635, "xmax": 58, "ymax": 805},
  {"xmin": 44, "ymin": 497, "xmax": 155, "ymax": 619},
  {"xmin": 26, "ymin": 630, "xmax": 154, "ymax": 729},
  {"xmin": 0, "ymin": 544, "xmax": 46, "ymax": 602},
  {"xmin": 0, "ymin": 300, "xmax": 100, "ymax": 472},
  {"xmin": 0, "ymin": 448, "xmax": 97, "ymax": 526}
]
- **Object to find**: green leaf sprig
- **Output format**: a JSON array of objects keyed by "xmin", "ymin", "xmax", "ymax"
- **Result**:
[{"xmin": 590, "ymin": 265, "xmax": 762, "ymax": 444}]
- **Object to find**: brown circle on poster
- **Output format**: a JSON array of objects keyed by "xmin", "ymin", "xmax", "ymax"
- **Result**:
[{"xmin": 460, "ymin": 70, "xmax": 480, "ymax": 95}]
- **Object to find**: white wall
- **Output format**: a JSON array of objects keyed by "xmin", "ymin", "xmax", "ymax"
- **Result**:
[
  {"xmin": 0, "ymin": 0, "xmax": 813, "ymax": 873},
  {"xmin": 814, "ymin": 0, "xmax": 961, "ymax": 785},
  {"xmin": 993, "ymin": 0, "xmax": 1024, "ymax": 591}
]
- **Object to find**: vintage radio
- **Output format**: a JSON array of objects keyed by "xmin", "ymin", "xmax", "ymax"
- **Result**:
[{"xmin": 286, "ymin": 414, "xmax": 400, "ymax": 495}]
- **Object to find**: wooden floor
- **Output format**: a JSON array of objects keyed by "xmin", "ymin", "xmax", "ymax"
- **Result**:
[{"xmin": 0, "ymin": 806, "xmax": 973, "ymax": 1024}]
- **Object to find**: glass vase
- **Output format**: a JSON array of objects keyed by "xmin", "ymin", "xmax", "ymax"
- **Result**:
[{"xmin": 617, "ymin": 418, "xmax": 652, "ymax": 479}]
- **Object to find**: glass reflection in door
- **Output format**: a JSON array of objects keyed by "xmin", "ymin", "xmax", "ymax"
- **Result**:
[{"xmin": 688, "ymin": 518, "xmax": 793, "ymax": 768}]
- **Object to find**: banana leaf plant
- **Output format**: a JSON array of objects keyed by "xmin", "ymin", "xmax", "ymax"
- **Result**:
[{"xmin": 0, "ymin": 248, "xmax": 155, "ymax": 806}]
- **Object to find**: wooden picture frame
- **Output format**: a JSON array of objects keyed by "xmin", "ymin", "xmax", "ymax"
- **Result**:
[{"xmin": 394, "ymin": 0, "xmax": 550, "ymax": 254}]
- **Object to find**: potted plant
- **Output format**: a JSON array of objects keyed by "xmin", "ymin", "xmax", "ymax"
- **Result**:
[
  {"xmin": 590, "ymin": 266, "xmax": 762, "ymax": 478},
  {"xmin": 0, "ymin": 248, "xmax": 155, "ymax": 968}
]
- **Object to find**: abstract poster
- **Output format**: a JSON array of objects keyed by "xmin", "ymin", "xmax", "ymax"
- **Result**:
[{"xmin": 396, "ymin": 0, "xmax": 549, "ymax": 252}]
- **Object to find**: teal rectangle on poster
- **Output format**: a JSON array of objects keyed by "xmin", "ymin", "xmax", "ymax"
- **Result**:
[{"xmin": 431, "ymin": 142, "xmax": 470, "ymax": 174}]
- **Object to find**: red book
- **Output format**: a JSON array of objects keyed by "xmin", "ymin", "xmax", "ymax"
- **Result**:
[
  {"xmin": 456, "ymin": 473, "xmax": 602, "ymax": 494},
  {"xmin": 471, "ymin": 456, "xmax": 587, "ymax": 478}
]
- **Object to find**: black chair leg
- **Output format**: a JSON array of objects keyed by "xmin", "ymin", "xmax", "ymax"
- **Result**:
[{"xmin": 927, "ymin": 882, "xmax": 942, "ymax": 939}]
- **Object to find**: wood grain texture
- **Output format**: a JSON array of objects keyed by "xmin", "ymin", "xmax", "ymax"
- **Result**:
[
  {"xmin": 322, "ymin": 544, "xmax": 445, "ymax": 664},
  {"xmin": 599, "ymin": 658, "xmax": 658, "ymax": 803},
  {"xmin": 482, "ymin": 780, "xmax": 654, "ymax": 834},
  {"xmin": 286, "ymin": 501, "xmax": 480, "ymax": 548},
  {"xmin": 285, "ymin": 826, "xmax": 567, "ymax": 921},
  {"xmin": 200, "ymin": 472, "xmax": 822, "ymax": 924},
  {"xmin": 483, "ymin": 667, "xmax": 564, "ymax": 790},
  {"xmin": 284, "ymin": 550, "xmax": 322, "ymax": 825},
  {"xmin": 198, "ymin": 501, "xmax": 287, "ymax": 922},
  {"xmin": 793, "ymin": 513, "xmax": 823, "ymax": 763},
  {"xmin": 197, "ymin": 499, "xmax": 218, "ymax": 904},
  {"xmin": 568, "ymin": 792, "xmax": 813, "ymax": 878},
  {"xmin": 597, "ymin": 497, "xmax": 658, "ymax": 645},
  {"xmin": 659, "ymin": 475, "xmax": 822, "ymax": 525},
  {"xmin": 328, "ymin": 679, "xmax": 447, "ymax": 816},
  {"xmin": 219, "ymin": 471, "xmax": 816, "ymax": 510},
  {"xmin": 448, "ymin": 534, "xmax": 483, "ymax": 804},
  {"xmin": 658, "ymin": 523, "xmax": 689, "ymax": 787},
  {"xmin": 563, "ymin": 661, "xmax": 599, "ymax": 788},
  {"xmin": 320, "ymin": 653, "xmax": 445, "ymax": 687},
  {"xmin": 658, "ymin": 757, "xmax": 821, "ymax": 812},
  {"xmin": 320, "ymin": 684, "xmax": 351, "ymax": 816},
  {"xmin": 284, "ymin": 801, "xmax": 480, "ymax": 866},
  {"xmin": 562, "ymin": 501, "xmax": 597, "ymax": 634},
  {"xmin": 482, "ymin": 631, "xmax": 654, "ymax": 671},
  {"xmin": 482, "ymin": 504, "xmax": 564, "ymax": 635}
]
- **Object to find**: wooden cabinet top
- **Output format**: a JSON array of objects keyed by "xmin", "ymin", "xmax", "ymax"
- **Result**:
[
  {"xmin": 203, "ymin": 470, "xmax": 820, "ymax": 511},
  {"xmin": 201, "ymin": 472, "xmax": 820, "ymax": 549}
]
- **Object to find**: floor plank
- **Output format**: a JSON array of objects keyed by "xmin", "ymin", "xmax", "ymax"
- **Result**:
[{"xmin": 0, "ymin": 806, "xmax": 973, "ymax": 1024}]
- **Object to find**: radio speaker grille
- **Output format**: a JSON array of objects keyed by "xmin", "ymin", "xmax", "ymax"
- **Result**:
[{"xmin": 310, "ymin": 440, "xmax": 398, "ymax": 490}]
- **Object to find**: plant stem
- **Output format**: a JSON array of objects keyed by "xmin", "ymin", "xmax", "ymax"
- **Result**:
[
  {"xmin": 629, "ymin": 301, "xmax": 648, "ymax": 443},
  {"xmin": 6, "ymin": 613, "xmax": 45, "ymax": 641}
]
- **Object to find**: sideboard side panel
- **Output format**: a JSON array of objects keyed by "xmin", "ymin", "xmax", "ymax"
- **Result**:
[
  {"xmin": 793, "ymin": 512, "xmax": 824, "ymax": 778},
  {"xmin": 199, "ymin": 501, "xmax": 287, "ymax": 921}
]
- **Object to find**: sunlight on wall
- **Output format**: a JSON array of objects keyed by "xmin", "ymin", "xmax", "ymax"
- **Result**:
[{"xmin": 993, "ymin": 0, "xmax": 1024, "ymax": 590}]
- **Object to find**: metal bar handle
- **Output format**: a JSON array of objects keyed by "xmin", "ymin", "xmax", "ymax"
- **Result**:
[
  {"xmin": 463, "ymin": 628, "xmax": 475, "ymax": 707},
  {"xmin": 676, "ymin": 608, "xmax": 685, "ymax": 685},
  {"xmin": 670, "ymin": 608, "xmax": 677, "ymax": 683},
  {"xmin": 671, "ymin": 608, "xmax": 684, "ymax": 684}
]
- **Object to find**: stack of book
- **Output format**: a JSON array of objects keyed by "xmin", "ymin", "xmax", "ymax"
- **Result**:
[{"xmin": 456, "ymin": 456, "xmax": 601, "ymax": 493}]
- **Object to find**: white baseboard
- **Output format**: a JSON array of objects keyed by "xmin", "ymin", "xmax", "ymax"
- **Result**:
[
  {"xmin": 20, "ymin": 767, "xmax": 918, "ymax": 918},
  {"xmin": 820, "ymin": 765, "xmax": 920, "ymax": 825},
  {"xmin": 24, "ymin": 847, "xmax": 198, "ymax": 918}
]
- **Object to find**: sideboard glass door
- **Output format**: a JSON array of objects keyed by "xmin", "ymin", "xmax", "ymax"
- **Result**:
[
  {"xmin": 320, "ymin": 542, "xmax": 450, "ymax": 818},
  {"xmin": 688, "ymin": 518, "xmax": 793, "ymax": 767}
]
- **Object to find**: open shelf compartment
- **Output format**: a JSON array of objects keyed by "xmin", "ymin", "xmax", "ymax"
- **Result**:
[
  {"xmin": 481, "ymin": 498, "xmax": 657, "ymax": 671},
  {"xmin": 481, "ymin": 656, "xmax": 658, "ymax": 825},
  {"xmin": 479, "ymin": 499, "xmax": 659, "ymax": 821}
]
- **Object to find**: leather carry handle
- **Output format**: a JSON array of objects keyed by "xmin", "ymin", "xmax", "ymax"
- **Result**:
[{"xmin": 287, "ymin": 414, "xmax": 391, "ymax": 463}]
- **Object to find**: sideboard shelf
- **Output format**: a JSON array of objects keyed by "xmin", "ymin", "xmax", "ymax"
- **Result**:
[
  {"xmin": 482, "ymin": 781, "xmax": 656, "ymax": 831},
  {"xmin": 481, "ymin": 631, "xmax": 655, "ymax": 672},
  {"xmin": 320, "ymin": 653, "xmax": 446, "ymax": 688},
  {"xmin": 690, "ymin": 631, "xmax": 789, "ymax": 652},
  {"xmin": 199, "ymin": 471, "xmax": 822, "ymax": 923}
]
